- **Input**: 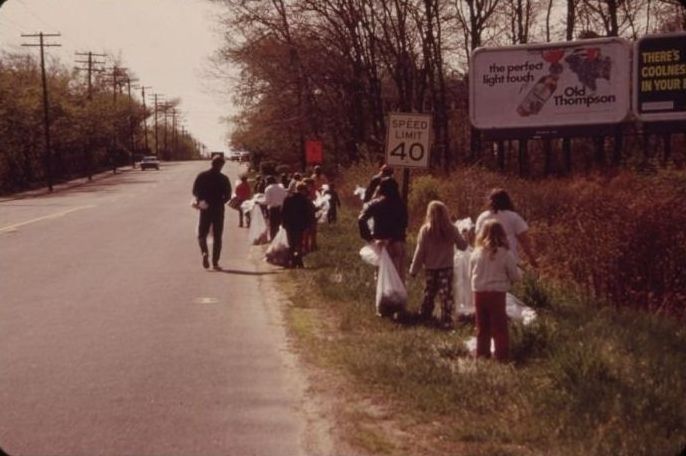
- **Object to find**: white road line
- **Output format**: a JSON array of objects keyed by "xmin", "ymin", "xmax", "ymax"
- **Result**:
[{"xmin": 0, "ymin": 205, "xmax": 95, "ymax": 233}]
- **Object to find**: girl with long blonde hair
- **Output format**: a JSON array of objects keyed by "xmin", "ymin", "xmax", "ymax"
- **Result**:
[
  {"xmin": 409, "ymin": 201, "xmax": 468, "ymax": 328},
  {"xmin": 469, "ymin": 219, "xmax": 522, "ymax": 361}
]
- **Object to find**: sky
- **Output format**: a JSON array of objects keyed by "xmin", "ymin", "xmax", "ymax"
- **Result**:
[{"xmin": 0, "ymin": 0, "xmax": 236, "ymax": 155}]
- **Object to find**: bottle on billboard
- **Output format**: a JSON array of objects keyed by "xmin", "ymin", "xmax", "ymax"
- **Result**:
[
  {"xmin": 516, "ymin": 52, "xmax": 564, "ymax": 117},
  {"xmin": 516, "ymin": 74, "xmax": 559, "ymax": 116}
]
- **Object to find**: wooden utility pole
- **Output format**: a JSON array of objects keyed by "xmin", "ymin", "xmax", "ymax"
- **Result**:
[
  {"xmin": 171, "ymin": 109, "xmax": 178, "ymax": 158},
  {"xmin": 22, "ymin": 32, "xmax": 61, "ymax": 192},
  {"xmin": 152, "ymin": 94, "xmax": 163, "ymax": 157},
  {"xmin": 75, "ymin": 51, "xmax": 106, "ymax": 100},
  {"xmin": 140, "ymin": 86, "xmax": 152, "ymax": 154},
  {"xmin": 162, "ymin": 103, "xmax": 169, "ymax": 160},
  {"xmin": 123, "ymin": 76, "xmax": 139, "ymax": 167},
  {"xmin": 75, "ymin": 51, "xmax": 106, "ymax": 180}
]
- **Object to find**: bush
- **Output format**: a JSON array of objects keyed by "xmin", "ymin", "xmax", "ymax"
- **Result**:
[{"xmin": 401, "ymin": 166, "xmax": 686, "ymax": 317}]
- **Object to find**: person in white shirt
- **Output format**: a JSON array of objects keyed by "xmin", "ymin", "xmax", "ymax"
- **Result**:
[
  {"xmin": 475, "ymin": 188, "xmax": 537, "ymax": 267},
  {"xmin": 264, "ymin": 175, "xmax": 288, "ymax": 240},
  {"xmin": 469, "ymin": 220, "xmax": 522, "ymax": 362}
]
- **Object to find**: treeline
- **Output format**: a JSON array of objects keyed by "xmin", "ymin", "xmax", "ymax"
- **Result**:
[
  {"xmin": 0, "ymin": 52, "xmax": 202, "ymax": 194},
  {"xmin": 213, "ymin": 0, "xmax": 685, "ymax": 175}
]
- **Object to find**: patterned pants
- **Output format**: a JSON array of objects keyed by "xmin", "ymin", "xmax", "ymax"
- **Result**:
[{"xmin": 420, "ymin": 268, "xmax": 454, "ymax": 323}]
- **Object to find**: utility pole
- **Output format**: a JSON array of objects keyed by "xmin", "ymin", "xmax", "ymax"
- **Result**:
[
  {"xmin": 123, "ymin": 75, "xmax": 139, "ymax": 167},
  {"xmin": 75, "ymin": 51, "xmax": 106, "ymax": 100},
  {"xmin": 171, "ymin": 109, "xmax": 178, "ymax": 158},
  {"xmin": 22, "ymin": 32, "xmax": 61, "ymax": 192},
  {"xmin": 139, "ymin": 86, "xmax": 152, "ymax": 154},
  {"xmin": 75, "ymin": 51, "xmax": 106, "ymax": 181},
  {"xmin": 151, "ymin": 93, "xmax": 164, "ymax": 157},
  {"xmin": 104, "ymin": 65, "xmax": 131, "ymax": 173},
  {"xmin": 162, "ymin": 103, "xmax": 170, "ymax": 160}
]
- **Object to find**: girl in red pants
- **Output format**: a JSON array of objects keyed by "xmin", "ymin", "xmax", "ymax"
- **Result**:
[{"xmin": 469, "ymin": 220, "xmax": 521, "ymax": 361}]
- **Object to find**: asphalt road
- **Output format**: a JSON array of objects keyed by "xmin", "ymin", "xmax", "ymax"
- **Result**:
[{"xmin": 0, "ymin": 162, "xmax": 312, "ymax": 456}]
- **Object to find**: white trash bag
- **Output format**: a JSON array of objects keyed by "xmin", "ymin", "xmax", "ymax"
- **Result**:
[
  {"xmin": 506, "ymin": 293, "xmax": 538, "ymax": 325},
  {"xmin": 248, "ymin": 204, "xmax": 268, "ymax": 245},
  {"xmin": 453, "ymin": 247, "xmax": 474, "ymax": 317},
  {"xmin": 359, "ymin": 243, "xmax": 382, "ymax": 266},
  {"xmin": 353, "ymin": 185, "xmax": 366, "ymax": 201},
  {"xmin": 265, "ymin": 226, "xmax": 290, "ymax": 266},
  {"xmin": 375, "ymin": 247, "xmax": 407, "ymax": 316},
  {"xmin": 314, "ymin": 192, "xmax": 331, "ymax": 224}
]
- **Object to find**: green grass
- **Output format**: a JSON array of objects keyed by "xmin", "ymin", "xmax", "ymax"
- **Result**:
[{"xmin": 282, "ymin": 207, "xmax": 686, "ymax": 456}]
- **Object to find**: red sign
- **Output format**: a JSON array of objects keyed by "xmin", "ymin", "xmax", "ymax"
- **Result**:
[{"xmin": 305, "ymin": 140, "xmax": 323, "ymax": 164}]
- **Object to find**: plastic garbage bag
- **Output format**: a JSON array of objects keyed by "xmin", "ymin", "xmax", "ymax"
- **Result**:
[
  {"xmin": 453, "ymin": 247, "xmax": 474, "ymax": 317},
  {"xmin": 248, "ymin": 204, "xmax": 268, "ymax": 245},
  {"xmin": 359, "ymin": 243, "xmax": 382, "ymax": 267},
  {"xmin": 455, "ymin": 217, "xmax": 474, "ymax": 233},
  {"xmin": 353, "ymin": 185, "xmax": 366, "ymax": 201},
  {"xmin": 265, "ymin": 227, "xmax": 290, "ymax": 266},
  {"xmin": 506, "ymin": 293, "xmax": 537, "ymax": 324},
  {"xmin": 314, "ymin": 192, "xmax": 331, "ymax": 224},
  {"xmin": 376, "ymin": 247, "xmax": 407, "ymax": 316},
  {"xmin": 464, "ymin": 337, "xmax": 494, "ymax": 357}
]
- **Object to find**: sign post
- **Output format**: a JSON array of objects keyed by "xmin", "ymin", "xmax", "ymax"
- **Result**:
[{"xmin": 385, "ymin": 112, "xmax": 432, "ymax": 204}]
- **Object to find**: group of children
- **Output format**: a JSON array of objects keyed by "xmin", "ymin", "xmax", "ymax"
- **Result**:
[{"xmin": 360, "ymin": 168, "xmax": 536, "ymax": 362}]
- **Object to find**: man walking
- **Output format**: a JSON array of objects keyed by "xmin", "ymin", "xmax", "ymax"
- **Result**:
[{"xmin": 192, "ymin": 155, "xmax": 232, "ymax": 270}]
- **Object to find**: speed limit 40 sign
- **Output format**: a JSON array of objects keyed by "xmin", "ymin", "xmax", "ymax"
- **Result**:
[{"xmin": 385, "ymin": 113, "xmax": 432, "ymax": 168}]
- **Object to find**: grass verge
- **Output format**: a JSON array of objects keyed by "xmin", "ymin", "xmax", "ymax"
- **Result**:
[{"xmin": 279, "ymin": 206, "xmax": 686, "ymax": 456}]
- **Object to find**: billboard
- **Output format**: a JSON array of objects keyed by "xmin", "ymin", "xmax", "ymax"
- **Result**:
[
  {"xmin": 634, "ymin": 32, "xmax": 686, "ymax": 122},
  {"xmin": 470, "ymin": 38, "xmax": 632, "ymax": 133},
  {"xmin": 385, "ymin": 113, "xmax": 432, "ymax": 169}
]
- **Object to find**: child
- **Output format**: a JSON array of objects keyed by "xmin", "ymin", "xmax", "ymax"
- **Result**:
[
  {"xmin": 469, "ymin": 220, "xmax": 522, "ymax": 361},
  {"xmin": 409, "ymin": 201, "xmax": 468, "ymax": 329}
]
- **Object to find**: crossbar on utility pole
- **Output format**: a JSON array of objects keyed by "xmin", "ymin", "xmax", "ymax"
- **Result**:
[{"xmin": 22, "ymin": 32, "xmax": 61, "ymax": 192}]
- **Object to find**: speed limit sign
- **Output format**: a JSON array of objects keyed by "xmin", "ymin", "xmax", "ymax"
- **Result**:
[{"xmin": 385, "ymin": 113, "xmax": 432, "ymax": 168}]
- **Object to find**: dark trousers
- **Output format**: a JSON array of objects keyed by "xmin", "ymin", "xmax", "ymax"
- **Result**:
[
  {"xmin": 198, "ymin": 207, "xmax": 225, "ymax": 265},
  {"xmin": 474, "ymin": 291, "xmax": 509, "ymax": 361},
  {"xmin": 285, "ymin": 228, "xmax": 304, "ymax": 268},
  {"xmin": 268, "ymin": 206, "xmax": 282, "ymax": 240}
]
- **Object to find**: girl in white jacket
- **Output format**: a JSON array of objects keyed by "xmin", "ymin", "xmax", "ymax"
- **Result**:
[{"xmin": 469, "ymin": 220, "xmax": 521, "ymax": 361}]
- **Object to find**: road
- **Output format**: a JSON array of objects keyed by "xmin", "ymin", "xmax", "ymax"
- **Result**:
[{"xmin": 0, "ymin": 162, "xmax": 318, "ymax": 456}]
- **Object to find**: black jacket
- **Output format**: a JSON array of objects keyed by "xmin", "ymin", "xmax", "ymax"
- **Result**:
[
  {"xmin": 358, "ymin": 196, "xmax": 408, "ymax": 242},
  {"xmin": 282, "ymin": 193, "xmax": 316, "ymax": 232},
  {"xmin": 192, "ymin": 169, "xmax": 231, "ymax": 208}
]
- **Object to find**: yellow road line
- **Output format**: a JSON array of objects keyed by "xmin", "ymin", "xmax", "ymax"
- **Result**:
[{"xmin": 0, "ymin": 205, "xmax": 95, "ymax": 233}]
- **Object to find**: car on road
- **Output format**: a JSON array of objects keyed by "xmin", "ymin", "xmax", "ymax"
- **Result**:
[
  {"xmin": 228, "ymin": 151, "xmax": 250, "ymax": 162},
  {"xmin": 140, "ymin": 156, "xmax": 160, "ymax": 170}
]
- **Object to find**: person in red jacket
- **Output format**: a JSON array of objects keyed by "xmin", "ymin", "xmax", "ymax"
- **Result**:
[{"xmin": 234, "ymin": 174, "xmax": 252, "ymax": 228}]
